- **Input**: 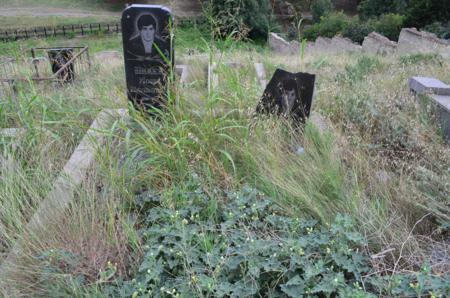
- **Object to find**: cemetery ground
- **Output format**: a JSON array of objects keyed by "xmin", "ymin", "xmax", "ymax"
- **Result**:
[{"xmin": 0, "ymin": 23, "xmax": 449, "ymax": 297}]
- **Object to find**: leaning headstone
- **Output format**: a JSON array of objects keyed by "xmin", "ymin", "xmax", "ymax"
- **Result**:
[
  {"xmin": 362, "ymin": 32, "xmax": 397, "ymax": 56},
  {"xmin": 122, "ymin": 4, "xmax": 174, "ymax": 111},
  {"xmin": 398, "ymin": 28, "xmax": 450, "ymax": 58},
  {"xmin": 330, "ymin": 36, "xmax": 362, "ymax": 54},
  {"xmin": 256, "ymin": 69, "xmax": 315, "ymax": 123},
  {"xmin": 268, "ymin": 32, "xmax": 300, "ymax": 55}
]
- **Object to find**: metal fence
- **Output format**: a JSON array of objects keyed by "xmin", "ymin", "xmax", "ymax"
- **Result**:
[
  {"xmin": 0, "ymin": 23, "xmax": 121, "ymax": 42},
  {"xmin": 0, "ymin": 16, "xmax": 205, "ymax": 42}
]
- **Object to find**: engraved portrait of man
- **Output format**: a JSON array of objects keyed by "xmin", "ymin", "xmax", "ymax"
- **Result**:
[
  {"xmin": 256, "ymin": 69, "xmax": 315, "ymax": 123},
  {"xmin": 128, "ymin": 13, "xmax": 166, "ymax": 59},
  {"xmin": 278, "ymin": 79, "xmax": 298, "ymax": 117}
]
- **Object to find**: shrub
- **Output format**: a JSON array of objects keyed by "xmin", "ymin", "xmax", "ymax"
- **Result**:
[
  {"xmin": 311, "ymin": 0, "xmax": 333, "ymax": 23},
  {"xmin": 203, "ymin": 0, "xmax": 277, "ymax": 39},
  {"xmin": 369, "ymin": 13, "xmax": 405, "ymax": 41},
  {"xmin": 404, "ymin": 0, "xmax": 450, "ymax": 29},
  {"xmin": 343, "ymin": 18, "xmax": 375, "ymax": 43},
  {"xmin": 358, "ymin": 0, "xmax": 407, "ymax": 19},
  {"xmin": 423, "ymin": 21, "xmax": 450, "ymax": 39},
  {"xmin": 303, "ymin": 12, "xmax": 350, "ymax": 41}
]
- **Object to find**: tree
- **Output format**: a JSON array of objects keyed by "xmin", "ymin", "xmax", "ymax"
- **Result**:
[
  {"xmin": 311, "ymin": 0, "xmax": 333, "ymax": 22},
  {"xmin": 203, "ymin": 0, "xmax": 277, "ymax": 39},
  {"xmin": 358, "ymin": 0, "xmax": 407, "ymax": 19},
  {"xmin": 404, "ymin": 0, "xmax": 450, "ymax": 28}
]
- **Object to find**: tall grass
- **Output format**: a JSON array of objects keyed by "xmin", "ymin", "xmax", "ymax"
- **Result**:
[{"xmin": 0, "ymin": 26, "xmax": 449, "ymax": 295}]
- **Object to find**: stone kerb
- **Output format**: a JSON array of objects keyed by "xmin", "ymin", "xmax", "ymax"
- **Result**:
[
  {"xmin": 409, "ymin": 76, "xmax": 450, "ymax": 144},
  {"xmin": 398, "ymin": 28, "xmax": 450, "ymax": 58},
  {"xmin": 0, "ymin": 109, "xmax": 128, "ymax": 290},
  {"xmin": 363, "ymin": 32, "xmax": 397, "ymax": 56}
]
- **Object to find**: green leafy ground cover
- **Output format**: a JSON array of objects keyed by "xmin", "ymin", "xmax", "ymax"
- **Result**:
[{"xmin": 0, "ymin": 23, "xmax": 449, "ymax": 297}]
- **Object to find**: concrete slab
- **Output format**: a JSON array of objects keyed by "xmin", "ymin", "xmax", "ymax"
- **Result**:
[
  {"xmin": 409, "ymin": 76, "xmax": 450, "ymax": 96},
  {"xmin": 430, "ymin": 94, "xmax": 450, "ymax": 144}
]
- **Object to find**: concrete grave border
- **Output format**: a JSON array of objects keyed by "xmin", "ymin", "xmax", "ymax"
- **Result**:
[
  {"xmin": 0, "ymin": 109, "xmax": 128, "ymax": 292},
  {"xmin": 409, "ymin": 76, "xmax": 450, "ymax": 144}
]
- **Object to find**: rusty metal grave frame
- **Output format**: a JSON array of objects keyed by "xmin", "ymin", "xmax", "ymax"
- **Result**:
[
  {"xmin": 0, "ymin": 57, "xmax": 18, "ymax": 98},
  {"xmin": 31, "ymin": 46, "xmax": 91, "ymax": 82},
  {"xmin": 0, "ymin": 46, "xmax": 92, "ymax": 99}
]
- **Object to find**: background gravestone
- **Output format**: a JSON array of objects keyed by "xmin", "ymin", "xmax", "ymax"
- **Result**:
[
  {"xmin": 121, "ymin": 4, "xmax": 173, "ymax": 111},
  {"xmin": 48, "ymin": 48, "xmax": 74, "ymax": 83},
  {"xmin": 256, "ymin": 69, "xmax": 315, "ymax": 123}
]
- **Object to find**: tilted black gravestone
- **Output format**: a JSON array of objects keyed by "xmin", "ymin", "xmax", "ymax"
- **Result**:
[
  {"xmin": 256, "ymin": 69, "xmax": 315, "ymax": 123},
  {"xmin": 121, "ymin": 4, "xmax": 173, "ymax": 111},
  {"xmin": 48, "ymin": 48, "xmax": 75, "ymax": 83}
]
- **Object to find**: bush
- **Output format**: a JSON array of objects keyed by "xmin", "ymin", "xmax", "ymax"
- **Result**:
[
  {"xmin": 404, "ymin": 0, "xmax": 450, "ymax": 29},
  {"xmin": 203, "ymin": 0, "xmax": 277, "ymax": 39},
  {"xmin": 369, "ymin": 13, "xmax": 405, "ymax": 41},
  {"xmin": 311, "ymin": 0, "xmax": 333, "ymax": 23},
  {"xmin": 358, "ymin": 0, "xmax": 407, "ymax": 19},
  {"xmin": 423, "ymin": 21, "xmax": 450, "ymax": 39},
  {"xmin": 303, "ymin": 12, "xmax": 350, "ymax": 41},
  {"xmin": 343, "ymin": 18, "xmax": 375, "ymax": 43}
]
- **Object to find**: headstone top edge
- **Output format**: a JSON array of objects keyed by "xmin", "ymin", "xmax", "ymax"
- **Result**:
[{"xmin": 123, "ymin": 4, "xmax": 172, "ymax": 14}]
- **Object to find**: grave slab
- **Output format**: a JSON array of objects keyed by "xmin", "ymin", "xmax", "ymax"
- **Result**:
[
  {"xmin": 409, "ymin": 76, "xmax": 450, "ymax": 96},
  {"xmin": 430, "ymin": 94, "xmax": 450, "ymax": 144}
]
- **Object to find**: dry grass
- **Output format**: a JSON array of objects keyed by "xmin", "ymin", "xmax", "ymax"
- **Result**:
[{"xmin": 0, "ymin": 32, "xmax": 449, "ymax": 295}]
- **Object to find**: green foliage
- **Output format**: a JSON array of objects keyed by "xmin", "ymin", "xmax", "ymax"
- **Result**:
[
  {"xmin": 336, "ymin": 56, "xmax": 381, "ymax": 85},
  {"xmin": 343, "ymin": 18, "xmax": 374, "ymax": 43},
  {"xmin": 404, "ymin": 0, "xmax": 450, "ymax": 29},
  {"xmin": 303, "ymin": 12, "xmax": 350, "ymax": 40},
  {"xmin": 311, "ymin": 0, "xmax": 333, "ymax": 23},
  {"xmin": 423, "ymin": 21, "xmax": 450, "ymax": 39},
  {"xmin": 109, "ymin": 186, "xmax": 372, "ymax": 297},
  {"xmin": 203, "ymin": 0, "xmax": 277, "ymax": 39},
  {"xmin": 399, "ymin": 53, "xmax": 443, "ymax": 66},
  {"xmin": 368, "ymin": 13, "xmax": 404, "ymax": 41},
  {"xmin": 369, "ymin": 268, "xmax": 450, "ymax": 297},
  {"xmin": 358, "ymin": 0, "xmax": 407, "ymax": 19}
]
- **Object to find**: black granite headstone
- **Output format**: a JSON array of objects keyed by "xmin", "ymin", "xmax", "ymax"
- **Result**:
[
  {"xmin": 48, "ymin": 48, "xmax": 74, "ymax": 83},
  {"xmin": 256, "ymin": 69, "xmax": 315, "ymax": 123},
  {"xmin": 121, "ymin": 4, "xmax": 173, "ymax": 111}
]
